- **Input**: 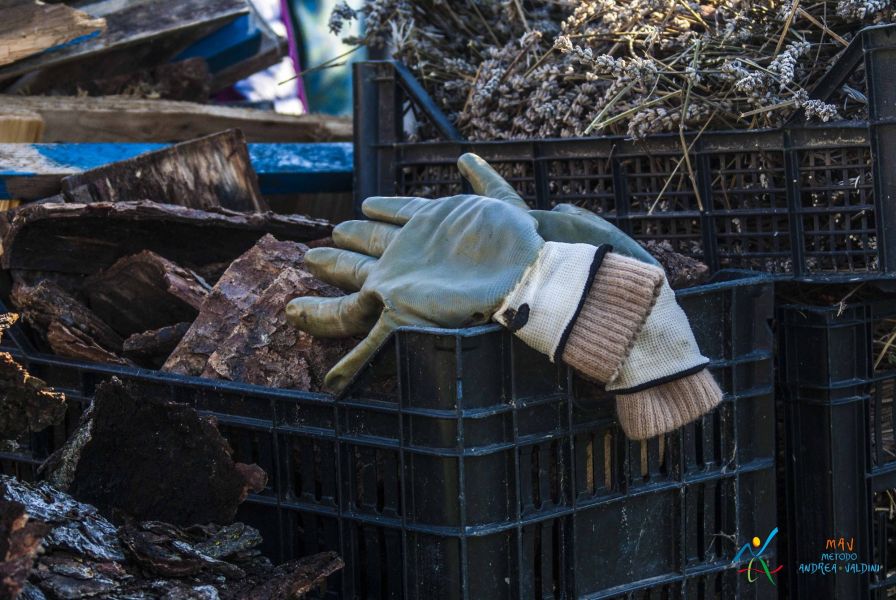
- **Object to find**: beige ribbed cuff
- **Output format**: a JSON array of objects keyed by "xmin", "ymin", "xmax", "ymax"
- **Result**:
[
  {"xmin": 560, "ymin": 253, "xmax": 664, "ymax": 383},
  {"xmin": 615, "ymin": 369, "xmax": 723, "ymax": 440}
]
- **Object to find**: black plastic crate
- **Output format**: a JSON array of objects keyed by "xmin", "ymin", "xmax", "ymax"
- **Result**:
[
  {"xmin": 1, "ymin": 271, "xmax": 775, "ymax": 599},
  {"xmin": 778, "ymin": 298, "xmax": 896, "ymax": 599},
  {"xmin": 353, "ymin": 25, "xmax": 896, "ymax": 282}
]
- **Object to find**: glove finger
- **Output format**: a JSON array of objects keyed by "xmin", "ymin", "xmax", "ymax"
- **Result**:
[
  {"xmin": 332, "ymin": 220, "xmax": 401, "ymax": 257},
  {"xmin": 323, "ymin": 315, "xmax": 395, "ymax": 392},
  {"xmin": 361, "ymin": 196, "xmax": 431, "ymax": 225},
  {"xmin": 457, "ymin": 153, "xmax": 528, "ymax": 209},
  {"xmin": 531, "ymin": 209, "xmax": 660, "ymax": 266},
  {"xmin": 304, "ymin": 247, "xmax": 376, "ymax": 292},
  {"xmin": 550, "ymin": 203, "xmax": 592, "ymax": 217},
  {"xmin": 286, "ymin": 292, "xmax": 379, "ymax": 338}
]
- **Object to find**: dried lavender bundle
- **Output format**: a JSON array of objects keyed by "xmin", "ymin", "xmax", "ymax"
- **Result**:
[{"xmin": 332, "ymin": 0, "xmax": 895, "ymax": 140}]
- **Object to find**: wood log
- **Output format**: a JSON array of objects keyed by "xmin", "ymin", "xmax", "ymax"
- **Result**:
[
  {"xmin": 0, "ymin": 0, "xmax": 247, "ymax": 89},
  {"xmin": 47, "ymin": 58, "xmax": 212, "ymax": 102},
  {"xmin": 123, "ymin": 323, "xmax": 192, "ymax": 368},
  {"xmin": 202, "ymin": 261, "xmax": 354, "ymax": 391},
  {"xmin": 43, "ymin": 379, "xmax": 267, "ymax": 527},
  {"xmin": 0, "ymin": 201, "xmax": 332, "ymax": 275},
  {"xmin": 10, "ymin": 281, "xmax": 124, "ymax": 354},
  {"xmin": 84, "ymin": 251, "xmax": 208, "ymax": 337},
  {"xmin": 62, "ymin": 129, "xmax": 267, "ymax": 212},
  {"xmin": 0, "ymin": 95, "xmax": 352, "ymax": 143},
  {"xmin": 0, "ymin": 2, "xmax": 106, "ymax": 68},
  {"xmin": 0, "ymin": 141, "xmax": 353, "ymax": 201}
]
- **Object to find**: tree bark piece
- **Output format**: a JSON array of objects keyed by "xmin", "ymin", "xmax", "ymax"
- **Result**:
[
  {"xmin": 0, "ymin": 499, "xmax": 49, "ymax": 600},
  {"xmin": 0, "ymin": 200, "xmax": 332, "ymax": 275},
  {"xmin": 123, "ymin": 322, "xmax": 192, "ymax": 368},
  {"xmin": 0, "ymin": 94, "xmax": 352, "ymax": 143},
  {"xmin": 45, "ymin": 321, "xmax": 133, "ymax": 366},
  {"xmin": 84, "ymin": 251, "xmax": 208, "ymax": 337},
  {"xmin": 62, "ymin": 129, "xmax": 268, "ymax": 212},
  {"xmin": 43, "ymin": 378, "xmax": 267, "ymax": 527},
  {"xmin": 0, "ymin": 314, "xmax": 67, "ymax": 442},
  {"xmin": 163, "ymin": 234, "xmax": 308, "ymax": 376},
  {"xmin": 642, "ymin": 239, "xmax": 711, "ymax": 289},
  {"xmin": 0, "ymin": 2, "xmax": 106, "ymax": 68},
  {"xmin": 11, "ymin": 280, "xmax": 124, "ymax": 354},
  {"xmin": 163, "ymin": 234, "xmax": 351, "ymax": 388},
  {"xmin": 202, "ymin": 266, "xmax": 354, "ymax": 391},
  {"xmin": 0, "ymin": 476, "xmax": 342, "ymax": 599}
]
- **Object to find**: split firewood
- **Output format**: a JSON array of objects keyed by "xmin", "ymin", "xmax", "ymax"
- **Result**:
[
  {"xmin": 85, "ymin": 251, "xmax": 209, "ymax": 337},
  {"xmin": 123, "ymin": 322, "xmax": 192, "ymax": 368},
  {"xmin": 0, "ymin": 313, "xmax": 67, "ymax": 443},
  {"xmin": 0, "ymin": 476, "xmax": 343, "ymax": 600},
  {"xmin": 0, "ymin": 200, "xmax": 332, "ymax": 275},
  {"xmin": 62, "ymin": 129, "xmax": 268, "ymax": 212},
  {"xmin": 164, "ymin": 235, "xmax": 352, "ymax": 390},
  {"xmin": 0, "ymin": 2, "xmax": 106, "ymax": 68},
  {"xmin": 11, "ymin": 280, "xmax": 124, "ymax": 354},
  {"xmin": 642, "ymin": 240, "xmax": 710, "ymax": 289},
  {"xmin": 202, "ymin": 263, "xmax": 355, "ymax": 391},
  {"xmin": 42, "ymin": 378, "xmax": 267, "ymax": 527}
]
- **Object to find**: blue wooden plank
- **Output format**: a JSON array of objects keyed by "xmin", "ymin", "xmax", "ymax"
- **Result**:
[
  {"xmin": 0, "ymin": 142, "xmax": 353, "ymax": 200},
  {"xmin": 174, "ymin": 14, "xmax": 262, "ymax": 73}
]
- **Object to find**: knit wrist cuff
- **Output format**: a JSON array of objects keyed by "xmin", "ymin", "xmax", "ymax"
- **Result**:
[
  {"xmin": 560, "ymin": 253, "xmax": 665, "ymax": 383},
  {"xmin": 614, "ymin": 368, "xmax": 723, "ymax": 440},
  {"xmin": 494, "ymin": 241, "xmax": 606, "ymax": 359}
]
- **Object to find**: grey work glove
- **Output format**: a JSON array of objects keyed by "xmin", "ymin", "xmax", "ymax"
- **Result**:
[
  {"xmin": 287, "ymin": 194, "xmax": 665, "ymax": 392},
  {"xmin": 303, "ymin": 153, "xmax": 659, "ymax": 295},
  {"xmin": 289, "ymin": 156, "xmax": 721, "ymax": 439}
]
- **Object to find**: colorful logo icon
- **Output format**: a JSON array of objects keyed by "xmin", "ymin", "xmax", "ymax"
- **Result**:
[{"xmin": 733, "ymin": 527, "xmax": 783, "ymax": 585}]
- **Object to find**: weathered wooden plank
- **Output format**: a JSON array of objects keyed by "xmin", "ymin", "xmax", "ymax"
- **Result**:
[
  {"xmin": 0, "ymin": 0, "xmax": 248, "ymax": 89},
  {"xmin": 0, "ymin": 142, "xmax": 353, "ymax": 200},
  {"xmin": 1, "ymin": 95, "xmax": 351, "ymax": 143},
  {"xmin": 0, "ymin": 108, "xmax": 43, "ymax": 143},
  {"xmin": 62, "ymin": 130, "xmax": 267, "ymax": 212},
  {"xmin": 0, "ymin": 201, "xmax": 332, "ymax": 274},
  {"xmin": 43, "ymin": 58, "xmax": 212, "ymax": 102},
  {"xmin": 0, "ymin": 2, "xmax": 105, "ymax": 68}
]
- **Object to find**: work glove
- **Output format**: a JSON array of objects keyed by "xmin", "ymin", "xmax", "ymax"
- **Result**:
[{"xmin": 287, "ymin": 184, "xmax": 721, "ymax": 440}]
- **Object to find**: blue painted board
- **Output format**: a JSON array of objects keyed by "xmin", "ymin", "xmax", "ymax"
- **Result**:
[
  {"xmin": 0, "ymin": 142, "xmax": 353, "ymax": 200},
  {"xmin": 174, "ymin": 14, "xmax": 262, "ymax": 74}
]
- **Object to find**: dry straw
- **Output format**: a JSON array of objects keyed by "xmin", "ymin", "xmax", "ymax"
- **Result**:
[{"xmin": 331, "ymin": 0, "xmax": 894, "ymax": 140}]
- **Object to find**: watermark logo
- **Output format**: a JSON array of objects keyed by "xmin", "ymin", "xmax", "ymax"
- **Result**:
[
  {"xmin": 798, "ymin": 537, "xmax": 882, "ymax": 574},
  {"xmin": 733, "ymin": 527, "xmax": 783, "ymax": 585}
]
